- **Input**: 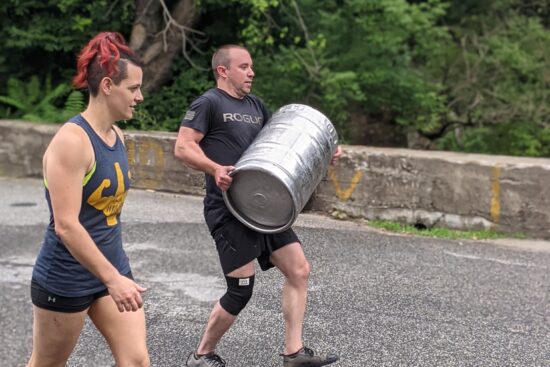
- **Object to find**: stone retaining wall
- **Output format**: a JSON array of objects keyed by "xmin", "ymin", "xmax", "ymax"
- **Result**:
[{"xmin": 2, "ymin": 119, "xmax": 549, "ymax": 239}]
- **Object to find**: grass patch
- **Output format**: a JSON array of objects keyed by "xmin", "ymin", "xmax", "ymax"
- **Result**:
[{"xmin": 368, "ymin": 220, "xmax": 524, "ymax": 240}]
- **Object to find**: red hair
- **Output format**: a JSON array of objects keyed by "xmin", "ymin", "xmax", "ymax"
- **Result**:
[{"xmin": 73, "ymin": 32, "xmax": 141, "ymax": 96}]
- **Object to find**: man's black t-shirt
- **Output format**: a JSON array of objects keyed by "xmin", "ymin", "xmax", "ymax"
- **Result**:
[{"xmin": 180, "ymin": 88, "xmax": 270, "ymax": 233}]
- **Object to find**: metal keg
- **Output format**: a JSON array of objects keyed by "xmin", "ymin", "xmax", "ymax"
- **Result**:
[{"xmin": 222, "ymin": 104, "xmax": 338, "ymax": 233}]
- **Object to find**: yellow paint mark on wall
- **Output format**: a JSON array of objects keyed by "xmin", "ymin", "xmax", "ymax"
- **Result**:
[
  {"xmin": 490, "ymin": 166, "xmax": 501, "ymax": 223},
  {"xmin": 126, "ymin": 140, "xmax": 136, "ymax": 165},
  {"xmin": 328, "ymin": 165, "xmax": 364, "ymax": 201},
  {"xmin": 126, "ymin": 138, "xmax": 165, "ymax": 189}
]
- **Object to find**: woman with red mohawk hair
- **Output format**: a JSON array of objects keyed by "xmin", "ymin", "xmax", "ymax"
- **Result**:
[{"xmin": 27, "ymin": 32, "xmax": 149, "ymax": 367}]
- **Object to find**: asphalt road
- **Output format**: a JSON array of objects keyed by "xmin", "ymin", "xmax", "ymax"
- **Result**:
[{"xmin": 1, "ymin": 177, "xmax": 549, "ymax": 367}]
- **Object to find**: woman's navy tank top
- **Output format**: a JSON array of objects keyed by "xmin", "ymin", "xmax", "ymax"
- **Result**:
[{"xmin": 32, "ymin": 114, "xmax": 131, "ymax": 297}]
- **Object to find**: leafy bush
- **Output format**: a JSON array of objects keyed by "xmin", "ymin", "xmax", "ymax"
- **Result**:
[
  {"xmin": 120, "ymin": 59, "xmax": 213, "ymax": 132},
  {"xmin": 437, "ymin": 122, "xmax": 550, "ymax": 157},
  {"xmin": 0, "ymin": 0, "xmax": 548, "ymax": 157},
  {"xmin": 0, "ymin": 76, "xmax": 84, "ymax": 123},
  {"xmin": 0, "ymin": 0, "xmax": 135, "ymax": 90}
]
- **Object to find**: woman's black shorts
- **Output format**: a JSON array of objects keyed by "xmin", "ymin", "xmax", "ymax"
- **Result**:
[
  {"xmin": 30, "ymin": 272, "xmax": 134, "ymax": 313},
  {"xmin": 212, "ymin": 217, "xmax": 300, "ymax": 275}
]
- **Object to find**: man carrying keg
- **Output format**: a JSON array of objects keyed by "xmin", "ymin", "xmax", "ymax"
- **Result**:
[{"xmin": 174, "ymin": 44, "xmax": 342, "ymax": 367}]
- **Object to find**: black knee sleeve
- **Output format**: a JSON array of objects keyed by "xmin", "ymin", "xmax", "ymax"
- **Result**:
[{"xmin": 219, "ymin": 275, "xmax": 255, "ymax": 316}]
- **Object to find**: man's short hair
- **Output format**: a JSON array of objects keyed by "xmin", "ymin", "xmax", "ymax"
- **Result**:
[{"xmin": 211, "ymin": 44, "xmax": 249, "ymax": 80}]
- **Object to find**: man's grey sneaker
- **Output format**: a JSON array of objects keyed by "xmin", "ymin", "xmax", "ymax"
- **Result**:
[
  {"xmin": 282, "ymin": 347, "xmax": 339, "ymax": 367},
  {"xmin": 186, "ymin": 352, "xmax": 226, "ymax": 367}
]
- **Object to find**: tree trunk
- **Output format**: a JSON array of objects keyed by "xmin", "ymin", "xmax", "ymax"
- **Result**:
[{"xmin": 130, "ymin": 0, "xmax": 195, "ymax": 93}]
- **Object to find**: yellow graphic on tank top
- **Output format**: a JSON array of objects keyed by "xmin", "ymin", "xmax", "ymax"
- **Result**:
[{"xmin": 87, "ymin": 162, "xmax": 128, "ymax": 226}]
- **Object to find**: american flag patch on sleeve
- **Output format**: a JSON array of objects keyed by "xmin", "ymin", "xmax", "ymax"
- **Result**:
[{"xmin": 183, "ymin": 110, "xmax": 196, "ymax": 121}]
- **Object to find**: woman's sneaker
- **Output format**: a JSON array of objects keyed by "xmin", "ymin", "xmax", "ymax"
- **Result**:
[
  {"xmin": 186, "ymin": 352, "xmax": 226, "ymax": 367},
  {"xmin": 282, "ymin": 346, "xmax": 339, "ymax": 367}
]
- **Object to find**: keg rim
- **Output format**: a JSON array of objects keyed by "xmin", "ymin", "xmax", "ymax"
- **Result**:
[{"xmin": 222, "ymin": 164, "xmax": 297, "ymax": 234}]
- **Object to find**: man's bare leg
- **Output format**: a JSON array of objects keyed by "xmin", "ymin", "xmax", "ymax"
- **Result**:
[
  {"xmin": 196, "ymin": 261, "xmax": 256, "ymax": 355},
  {"xmin": 270, "ymin": 242, "xmax": 310, "ymax": 354},
  {"xmin": 270, "ymin": 242, "xmax": 339, "ymax": 366}
]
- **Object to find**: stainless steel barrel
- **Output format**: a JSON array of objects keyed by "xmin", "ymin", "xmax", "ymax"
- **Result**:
[{"xmin": 222, "ymin": 104, "xmax": 338, "ymax": 233}]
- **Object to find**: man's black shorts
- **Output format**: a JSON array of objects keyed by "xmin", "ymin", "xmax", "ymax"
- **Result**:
[
  {"xmin": 212, "ymin": 217, "xmax": 300, "ymax": 274},
  {"xmin": 30, "ymin": 272, "xmax": 134, "ymax": 313}
]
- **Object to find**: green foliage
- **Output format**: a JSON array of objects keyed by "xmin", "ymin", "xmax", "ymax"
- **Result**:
[
  {"xmin": 2, "ymin": 0, "xmax": 134, "ymax": 51},
  {"xmin": 318, "ymin": 70, "xmax": 366, "ymax": 136},
  {"xmin": 368, "ymin": 219, "xmax": 524, "ymax": 240},
  {"xmin": 225, "ymin": 0, "xmax": 451, "ymax": 142},
  {"xmin": 0, "ymin": 76, "xmax": 85, "ymax": 123},
  {"xmin": 431, "ymin": 0, "xmax": 550, "ymax": 156},
  {"xmin": 318, "ymin": 0, "xmax": 451, "ymax": 136},
  {"xmin": 436, "ymin": 123, "xmax": 550, "ymax": 157},
  {"xmin": 0, "ymin": 0, "xmax": 548, "ymax": 157},
  {"xmin": 225, "ymin": 0, "xmax": 548, "ymax": 154},
  {"xmin": 0, "ymin": 0, "xmax": 135, "ymax": 88},
  {"xmin": 62, "ymin": 90, "xmax": 86, "ymax": 120},
  {"xmin": 121, "ymin": 60, "xmax": 213, "ymax": 132}
]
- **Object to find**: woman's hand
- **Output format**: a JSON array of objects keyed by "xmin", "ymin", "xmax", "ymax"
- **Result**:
[{"xmin": 107, "ymin": 275, "xmax": 147, "ymax": 312}]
